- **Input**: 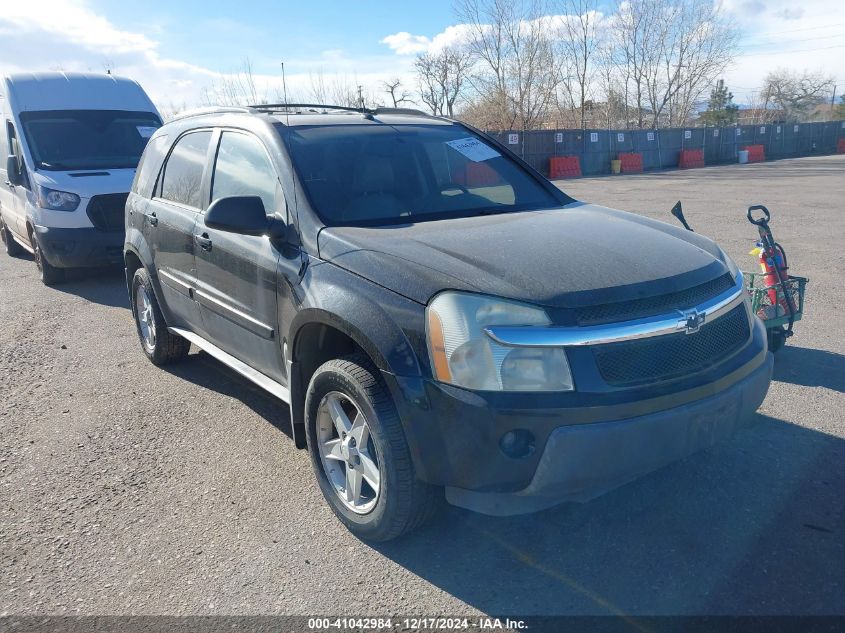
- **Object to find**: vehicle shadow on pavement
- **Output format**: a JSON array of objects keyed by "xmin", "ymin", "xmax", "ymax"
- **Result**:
[
  {"xmin": 373, "ymin": 414, "xmax": 845, "ymax": 615},
  {"xmin": 54, "ymin": 265, "xmax": 128, "ymax": 308},
  {"xmin": 161, "ymin": 350, "xmax": 294, "ymax": 440},
  {"xmin": 772, "ymin": 346, "xmax": 845, "ymax": 394}
]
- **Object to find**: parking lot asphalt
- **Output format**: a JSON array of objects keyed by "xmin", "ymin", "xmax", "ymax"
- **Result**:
[{"xmin": 1, "ymin": 155, "xmax": 843, "ymax": 616}]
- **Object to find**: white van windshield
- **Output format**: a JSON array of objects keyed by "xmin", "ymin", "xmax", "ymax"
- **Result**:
[{"xmin": 20, "ymin": 110, "xmax": 161, "ymax": 171}]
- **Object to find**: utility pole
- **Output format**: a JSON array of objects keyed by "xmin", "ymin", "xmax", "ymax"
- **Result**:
[
  {"xmin": 832, "ymin": 85, "xmax": 837, "ymax": 107},
  {"xmin": 357, "ymin": 85, "xmax": 364, "ymax": 109}
]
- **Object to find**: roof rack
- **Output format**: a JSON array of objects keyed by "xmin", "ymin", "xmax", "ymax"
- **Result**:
[
  {"xmin": 169, "ymin": 105, "xmax": 252, "ymax": 122},
  {"xmin": 251, "ymin": 103, "xmax": 368, "ymax": 114},
  {"xmin": 250, "ymin": 103, "xmax": 430, "ymax": 117}
]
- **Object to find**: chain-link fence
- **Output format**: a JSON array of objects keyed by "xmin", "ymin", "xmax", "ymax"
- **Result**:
[{"xmin": 486, "ymin": 120, "xmax": 845, "ymax": 177}]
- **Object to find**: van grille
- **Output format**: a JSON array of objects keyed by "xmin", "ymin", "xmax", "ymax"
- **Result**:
[
  {"xmin": 86, "ymin": 193, "xmax": 129, "ymax": 232},
  {"xmin": 592, "ymin": 303, "xmax": 750, "ymax": 386},
  {"xmin": 576, "ymin": 273, "xmax": 735, "ymax": 325}
]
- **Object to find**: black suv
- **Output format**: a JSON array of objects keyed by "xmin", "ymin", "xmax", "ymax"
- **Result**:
[{"xmin": 125, "ymin": 105, "xmax": 772, "ymax": 540}]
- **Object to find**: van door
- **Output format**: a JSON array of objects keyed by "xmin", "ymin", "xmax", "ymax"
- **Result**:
[
  {"xmin": 193, "ymin": 130, "xmax": 286, "ymax": 381},
  {"xmin": 1, "ymin": 122, "xmax": 29, "ymax": 242},
  {"xmin": 147, "ymin": 129, "xmax": 213, "ymax": 331}
]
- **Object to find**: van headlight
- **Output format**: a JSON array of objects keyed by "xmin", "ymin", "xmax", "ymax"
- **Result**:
[
  {"xmin": 426, "ymin": 292, "xmax": 573, "ymax": 392},
  {"xmin": 36, "ymin": 186, "xmax": 80, "ymax": 211}
]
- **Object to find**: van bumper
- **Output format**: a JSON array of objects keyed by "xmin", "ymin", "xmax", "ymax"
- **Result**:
[{"xmin": 33, "ymin": 225, "xmax": 124, "ymax": 268}]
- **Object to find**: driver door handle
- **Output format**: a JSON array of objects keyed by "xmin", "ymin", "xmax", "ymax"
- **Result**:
[
  {"xmin": 195, "ymin": 233, "xmax": 212, "ymax": 252},
  {"xmin": 145, "ymin": 211, "xmax": 158, "ymax": 226}
]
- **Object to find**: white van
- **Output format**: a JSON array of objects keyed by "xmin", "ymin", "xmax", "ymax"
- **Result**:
[{"xmin": 0, "ymin": 72, "xmax": 161, "ymax": 284}]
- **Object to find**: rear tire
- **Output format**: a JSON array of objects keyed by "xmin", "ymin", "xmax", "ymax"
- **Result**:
[
  {"xmin": 131, "ymin": 267, "xmax": 190, "ymax": 365},
  {"xmin": 1, "ymin": 218, "xmax": 23, "ymax": 257},
  {"xmin": 32, "ymin": 234, "xmax": 65, "ymax": 286},
  {"xmin": 305, "ymin": 353, "xmax": 441, "ymax": 541}
]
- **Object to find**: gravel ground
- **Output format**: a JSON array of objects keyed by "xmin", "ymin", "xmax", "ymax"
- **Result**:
[{"xmin": 1, "ymin": 155, "xmax": 843, "ymax": 617}]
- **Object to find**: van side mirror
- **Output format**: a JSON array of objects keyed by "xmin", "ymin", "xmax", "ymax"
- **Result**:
[
  {"xmin": 6, "ymin": 155, "xmax": 22, "ymax": 186},
  {"xmin": 205, "ymin": 195, "xmax": 270, "ymax": 236}
]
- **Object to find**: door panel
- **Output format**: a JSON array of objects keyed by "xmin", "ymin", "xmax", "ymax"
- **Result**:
[
  {"xmin": 194, "ymin": 220, "xmax": 283, "ymax": 378},
  {"xmin": 2, "ymin": 123, "xmax": 28, "ymax": 240},
  {"xmin": 146, "ymin": 199, "xmax": 200, "ymax": 329},
  {"xmin": 194, "ymin": 130, "xmax": 286, "ymax": 381}
]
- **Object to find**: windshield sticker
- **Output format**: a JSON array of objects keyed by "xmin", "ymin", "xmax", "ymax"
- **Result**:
[
  {"xmin": 136, "ymin": 126, "xmax": 159, "ymax": 139},
  {"xmin": 445, "ymin": 137, "xmax": 500, "ymax": 162}
]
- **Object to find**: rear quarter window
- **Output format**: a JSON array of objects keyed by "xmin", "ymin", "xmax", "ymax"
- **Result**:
[{"xmin": 131, "ymin": 135, "xmax": 169, "ymax": 198}]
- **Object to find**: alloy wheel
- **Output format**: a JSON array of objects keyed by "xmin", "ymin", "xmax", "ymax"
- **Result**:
[
  {"xmin": 316, "ymin": 391, "xmax": 381, "ymax": 514},
  {"xmin": 135, "ymin": 284, "xmax": 157, "ymax": 351}
]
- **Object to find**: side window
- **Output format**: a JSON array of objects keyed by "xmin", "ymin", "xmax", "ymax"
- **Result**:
[
  {"xmin": 211, "ymin": 132, "xmax": 280, "ymax": 214},
  {"xmin": 160, "ymin": 131, "xmax": 212, "ymax": 208},
  {"xmin": 131, "ymin": 135, "xmax": 168, "ymax": 197}
]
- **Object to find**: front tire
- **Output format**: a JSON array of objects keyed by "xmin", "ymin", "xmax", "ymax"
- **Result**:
[
  {"xmin": 1, "ymin": 218, "xmax": 23, "ymax": 257},
  {"xmin": 131, "ymin": 267, "xmax": 190, "ymax": 365},
  {"xmin": 32, "ymin": 234, "xmax": 65, "ymax": 286},
  {"xmin": 305, "ymin": 354, "xmax": 440, "ymax": 541}
]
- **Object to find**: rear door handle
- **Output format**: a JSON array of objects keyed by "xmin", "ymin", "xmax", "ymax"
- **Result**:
[
  {"xmin": 195, "ymin": 233, "xmax": 212, "ymax": 251},
  {"xmin": 145, "ymin": 211, "xmax": 158, "ymax": 226}
]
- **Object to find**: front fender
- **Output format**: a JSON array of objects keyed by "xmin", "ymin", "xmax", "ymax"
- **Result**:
[{"xmin": 289, "ymin": 261, "xmax": 425, "ymax": 377}]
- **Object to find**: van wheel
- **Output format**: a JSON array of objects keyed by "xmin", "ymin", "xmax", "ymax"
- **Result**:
[
  {"xmin": 131, "ymin": 267, "xmax": 190, "ymax": 365},
  {"xmin": 1, "ymin": 218, "xmax": 23, "ymax": 257},
  {"xmin": 32, "ymin": 235, "xmax": 65, "ymax": 285},
  {"xmin": 305, "ymin": 353, "xmax": 441, "ymax": 541}
]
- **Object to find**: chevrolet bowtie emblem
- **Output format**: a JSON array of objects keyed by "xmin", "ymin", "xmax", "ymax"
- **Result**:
[{"xmin": 679, "ymin": 309, "xmax": 705, "ymax": 334}]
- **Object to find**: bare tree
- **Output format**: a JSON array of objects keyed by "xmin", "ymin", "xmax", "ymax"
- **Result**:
[
  {"xmin": 761, "ymin": 69, "xmax": 836, "ymax": 122},
  {"xmin": 455, "ymin": 0, "xmax": 560, "ymax": 130},
  {"xmin": 415, "ymin": 47, "xmax": 472, "ymax": 116},
  {"xmin": 202, "ymin": 59, "xmax": 273, "ymax": 106},
  {"xmin": 554, "ymin": 0, "xmax": 601, "ymax": 129},
  {"xmin": 308, "ymin": 70, "xmax": 361, "ymax": 107},
  {"xmin": 382, "ymin": 78, "xmax": 412, "ymax": 107},
  {"xmin": 606, "ymin": 0, "xmax": 736, "ymax": 128}
]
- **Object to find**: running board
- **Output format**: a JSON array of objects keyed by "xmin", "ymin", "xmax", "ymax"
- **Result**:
[{"xmin": 169, "ymin": 327, "xmax": 290, "ymax": 403}]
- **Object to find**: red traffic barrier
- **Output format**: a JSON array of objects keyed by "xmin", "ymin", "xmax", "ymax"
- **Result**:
[
  {"xmin": 618, "ymin": 152, "xmax": 643, "ymax": 174},
  {"xmin": 678, "ymin": 149, "xmax": 705, "ymax": 169},
  {"xmin": 549, "ymin": 155, "xmax": 582, "ymax": 179},
  {"xmin": 837, "ymin": 138, "xmax": 845, "ymax": 154},
  {"xmin": 741, "ymin": 144, "xmax": 765, "ymax": 163},
  {"xmin": 454, "ymin": 162, "xmax": 502, "ymax": 187}
]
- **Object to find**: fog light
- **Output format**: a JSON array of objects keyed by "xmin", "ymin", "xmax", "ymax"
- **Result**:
[{"xmin": 499, "ymin": 429, "xmax": 535, "ymax": 458}]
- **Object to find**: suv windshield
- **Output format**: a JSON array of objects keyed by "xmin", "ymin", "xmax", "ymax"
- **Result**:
[
  {"xmin": 20, "ymin": 109, "xmax": 161, "ymax": 171},
  {"xmin": 281, "ymin": 123, "xmax": 564, "ymax": 226}
]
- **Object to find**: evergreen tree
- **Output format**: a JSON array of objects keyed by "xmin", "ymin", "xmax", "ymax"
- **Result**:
[{"xmin": 701, "ymin": 79, "xmax": 739, "ymax": 126}]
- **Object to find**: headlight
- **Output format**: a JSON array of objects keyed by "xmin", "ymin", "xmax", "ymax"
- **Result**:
[
  {"xmin": 36, "ymin": 186, "xmax": 80, "ymax": 211},
  {"xmin": 426, "ymin": 291, "xmax": 574, "ymax": 392}
]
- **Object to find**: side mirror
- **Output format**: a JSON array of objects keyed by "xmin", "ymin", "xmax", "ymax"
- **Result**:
[
  {"xmin": 6, "ymin": 155, "xmax": 22, "ymax": 186},
  {"xmin": 205, "ymin": 195, "xmax": 269, "ymax": 236}
]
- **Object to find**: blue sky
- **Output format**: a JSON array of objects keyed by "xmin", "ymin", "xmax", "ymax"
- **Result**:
[
  {"xmin": 0, "ymin": 0, "xmax": 841, "ymax": 113},
  {"xmin": 93, "ymin": 0, "xmax": 457, "ymax": 74}
]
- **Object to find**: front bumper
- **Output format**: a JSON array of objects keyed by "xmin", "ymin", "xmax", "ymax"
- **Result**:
[
  {"xmin": 383, "ymin": 315, "xmax": 772, "ymax": 515},
  {"xmin": 446, "ymin": 351, "xmax": 772, "ymax": 515},
  {"xmin": 33, "ymin": 225, "xmax": 124, "ymax": 268}
]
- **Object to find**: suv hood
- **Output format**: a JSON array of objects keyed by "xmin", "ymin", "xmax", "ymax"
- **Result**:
[{"xmin": 318, "ymin": 202, "xmax": 733, "ymax": 309}]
